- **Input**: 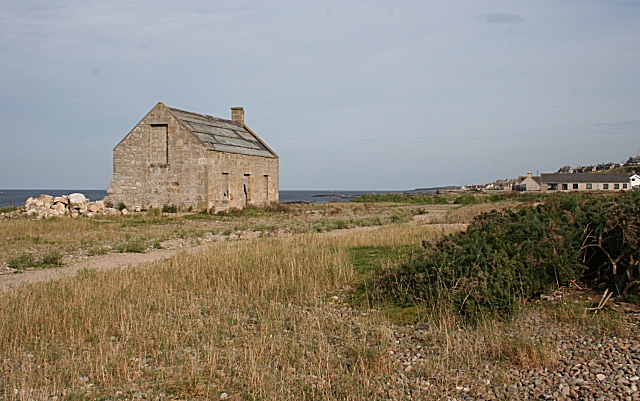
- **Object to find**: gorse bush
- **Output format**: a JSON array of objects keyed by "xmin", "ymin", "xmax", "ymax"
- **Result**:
[{"xmin": 381, "ymin": 192, "xmax": 640, "ymax": 320}]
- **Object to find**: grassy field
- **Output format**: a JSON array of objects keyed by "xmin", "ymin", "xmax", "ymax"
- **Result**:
[
  {"xmin": 0, "ymin": 200, "xmax": 629, "ymax": 400},
  {"xmin": 0, "ymin": 202, "xmax": 456, "ymax": 271}
]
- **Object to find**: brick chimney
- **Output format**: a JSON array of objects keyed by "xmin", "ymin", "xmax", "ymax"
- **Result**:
[{"xmin": 231, "ymin": 107, "xmax": 244, "ymax": 124}]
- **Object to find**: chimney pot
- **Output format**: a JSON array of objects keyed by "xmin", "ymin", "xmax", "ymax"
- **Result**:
[{"xmin": 231, "ymin": 107, "xmax": 244, "ymax": 125}]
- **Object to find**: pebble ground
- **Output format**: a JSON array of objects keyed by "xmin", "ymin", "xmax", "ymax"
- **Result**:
[{"xmin": 384, "ymin": 303, "xmax": 640, "ymax": 400}]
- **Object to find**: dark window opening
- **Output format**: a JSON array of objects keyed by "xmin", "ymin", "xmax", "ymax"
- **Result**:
[
  {"xmin": 548, "ymin": 183, "xmax": 558, "ymax": 191},
  {"xmin": 603, "ymin": 184, "xmax": 609, "ymax": 189},
  {"xmin": 562, "ymin": 184, "xmax": 568, "ymax": 190},
  {"xmin": 614, "ymin": 183, "xmax": 620, "ymax": 189},
  {"xmin": 586, "ymin": 184, "xmax": 592, "ymax": 189},
  {"xmin": 573, "ymin": 184, "xmax": 579, "ymax": 189}
]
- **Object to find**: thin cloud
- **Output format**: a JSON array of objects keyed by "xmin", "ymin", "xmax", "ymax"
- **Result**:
[
  {"xmin": 593, "ymin": 120, "xmax": 640, "ymax": 134},
  {"xmin": 479, "ymin": 13, "xmax": 525, "ymax": 25}
]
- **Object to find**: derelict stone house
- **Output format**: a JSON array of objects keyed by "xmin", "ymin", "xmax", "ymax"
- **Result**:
[{"xmin": 106, "ymin": 102, "xmax": 278, "ymax": 212}]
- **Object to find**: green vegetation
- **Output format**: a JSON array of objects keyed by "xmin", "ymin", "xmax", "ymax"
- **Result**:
[
  {"xmin": 162, "ymin": 204, "xmax": 178, "ymax": 213},
  {"xmin": 115, "ymin": 238, "xmax": 148, "ymax": 253},
  {"xmin": 7, "ymin": 250, "xmax": 63, "ymax": 270},
  {"xmin": 0, "ymin": 205, "xmax": 19, "ymax": 214},
  {"xmin": 379, "ymin": 192, "xmax": 640, "ymax": 320},
  {"xmin": 352, "ymin": 193, "xmax": 449, "ymax": 204}
]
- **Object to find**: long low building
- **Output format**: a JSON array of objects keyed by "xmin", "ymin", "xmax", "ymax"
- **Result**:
[{"xmin": 540, "ymin": 173, "xmax": 635, "ymax": 192}]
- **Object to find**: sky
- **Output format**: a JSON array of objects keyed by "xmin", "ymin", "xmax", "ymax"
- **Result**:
[{"xmin": 0, "ymin": 1, "xmax": 639, "ymax": 190}]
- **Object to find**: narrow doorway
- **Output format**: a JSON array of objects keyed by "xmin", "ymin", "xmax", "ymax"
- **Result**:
[
  {"xmin": 263, "ymin": 175, "xmax": 269, "ymax": 203},
  {"xmin": 222, "ymin": 173, "xmax": 229, "ymax": 203},
  {"xmin": 244, "ymin": 174, "xmax": 250, "ymax": 207}
]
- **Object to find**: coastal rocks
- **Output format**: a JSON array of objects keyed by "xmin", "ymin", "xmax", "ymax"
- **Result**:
[{"xmin": 24, "ymin": 194, "xmax": 116, "ymax": 219}]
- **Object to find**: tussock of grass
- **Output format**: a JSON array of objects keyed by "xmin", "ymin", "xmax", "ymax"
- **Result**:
[{"xmin": 6, "ymin": 250, "xmax": 63, "ymax": 270}]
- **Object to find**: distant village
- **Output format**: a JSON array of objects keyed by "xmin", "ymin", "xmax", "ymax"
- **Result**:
[{"xmin": 461, "ymin": 155, "xmax": 640, "ymax": 193}]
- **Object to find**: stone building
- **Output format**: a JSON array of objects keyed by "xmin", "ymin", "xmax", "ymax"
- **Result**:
[{"xmin": 106, "ymin": 102, "xmax": 278, "ymax": 212}]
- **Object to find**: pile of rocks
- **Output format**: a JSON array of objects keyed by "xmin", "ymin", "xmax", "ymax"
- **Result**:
[{"xmin": 25, "ymin": 193, "xmax": 120, "ymax": 219}]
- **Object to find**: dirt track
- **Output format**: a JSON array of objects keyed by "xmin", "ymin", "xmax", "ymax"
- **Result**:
[
  {"xmin": 0, "ymin": 243, "xmax": 212, "ymax": 292},
  {"xmin": 0, "ymin": 220, "xmax": 467, "ymax": 292}
]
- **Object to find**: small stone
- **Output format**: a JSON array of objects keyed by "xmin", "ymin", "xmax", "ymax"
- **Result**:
[
  {"xmin": 219, "ymin": 393, "xmax": 228, "ymax": 399},
  {"xmin": 416, "ymin": 322, "xmax": 431, "ymax": 330},
  {"xmin": 597, "ymin": 374, "xmax": 607, "ymax": 381}
]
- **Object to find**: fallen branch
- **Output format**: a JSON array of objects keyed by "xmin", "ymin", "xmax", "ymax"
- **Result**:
[{"xmin": 585, "ymin": 289, "xmax": 613, "ymax": 315}]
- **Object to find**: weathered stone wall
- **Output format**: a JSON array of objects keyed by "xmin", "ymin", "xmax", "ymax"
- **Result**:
[
  {"xmin": 203, "ymin": 152, "xmax": 279, "ymax": 213},
  {"xmin": 106, "ymin": 103, "xmax": 279, "ymax": 211}
]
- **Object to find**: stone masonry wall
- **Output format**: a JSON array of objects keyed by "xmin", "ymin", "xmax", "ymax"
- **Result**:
[{"xmin": 106, "ymin": 103, "xmax": 279, "ymax": 211}]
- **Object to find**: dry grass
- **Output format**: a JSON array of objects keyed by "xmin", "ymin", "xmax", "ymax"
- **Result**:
[
  {"xmin": 1, "ymin": 226, "xmax": 418, "ymax": 400},
  {"xmin": 0, "ymin": 202, "xmax": 425, "ymax": 269},
  {"xmin": 0, "ymin": 217, "xmax": 627, "ymax": 400}
]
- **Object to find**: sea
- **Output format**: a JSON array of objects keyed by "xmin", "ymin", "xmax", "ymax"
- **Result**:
[{"xmin": 0, "ymin": 189, "xmax": 441, "ymax": 209}]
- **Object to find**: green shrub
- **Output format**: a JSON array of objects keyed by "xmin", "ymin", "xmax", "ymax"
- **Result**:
[
  {"xmin": 352, "ymin": 193, "xmax": 447, "ymax": 204},
  {"xmin": 7, "ymin": 250, "xmax": 63, "ymax": 269},
  {"xmin": 453, "ymin": 195, "xmax": 479, "ymax": 205},
  {"xmin": 162, "ymin": 204, "xmax": 178, "ymax": 213},
  {"xmin": 41, "ymin": 250, "xmax": 63, "ymax": 266},
  {"xmin": 335, "ymin": 219, "xmax": 349, "ymax": 230},
  {"xmin": 381, "ymin": 192, "xmax": 640, "ymax": 320},
  {"xmin": 7, "ymin": 253, "xmax": 37, "ymax": 270},
  {"xmin": 116, "ymin": 239, "xmax": 148, "ymax": 253}
]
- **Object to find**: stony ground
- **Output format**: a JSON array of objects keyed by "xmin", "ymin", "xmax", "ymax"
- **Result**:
[{"xmin": 384, "ymin": 303, "xmax": 640, "ymax": 401}]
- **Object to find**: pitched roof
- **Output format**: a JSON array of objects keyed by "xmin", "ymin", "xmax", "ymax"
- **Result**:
[
  {"xmin": 168, "ymin": 107, "xmax": 276, "ymax": 159},
  {"xmin": 540, "ymin": 173, "xmax": 630, "ymax": 184}
]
